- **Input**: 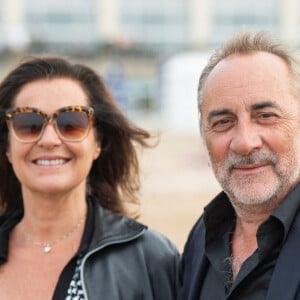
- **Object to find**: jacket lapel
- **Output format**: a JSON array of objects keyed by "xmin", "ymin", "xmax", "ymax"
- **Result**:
[
  {"xmin": 188, "ymin": 253, "xmax": 209, "ymax": 300},
  {"xmin": 179, "ymin": 217, "xmax": 209, "ymax": 300},
  {"xmin": 266, "ymin": 212, "xmax": 300, "ymax": 300}
]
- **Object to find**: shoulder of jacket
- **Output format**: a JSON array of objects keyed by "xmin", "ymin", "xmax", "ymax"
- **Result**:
[
  {"xmin": 138, "ymin": 228, "xmax": 180, "ymax": 257},
  {"xmin": 0, "ymin": 210, "xmax": 23, "ymax": 226}
]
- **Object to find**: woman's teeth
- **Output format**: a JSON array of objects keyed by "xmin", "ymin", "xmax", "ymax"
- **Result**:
[{"xmin": 35, "ymin": 159, "xmax": 67, "ymax": 166}]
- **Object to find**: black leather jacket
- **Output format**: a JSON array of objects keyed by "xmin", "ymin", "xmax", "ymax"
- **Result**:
[
  {"xmin": 0, "ymin": 204, "xmax": 179, "ymax": 299},
  {"xmin": 80, "ymin": 204, "xmax": 180, "ymax": 299}
]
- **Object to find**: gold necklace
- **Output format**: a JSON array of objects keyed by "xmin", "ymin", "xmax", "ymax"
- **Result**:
[{"xmin": 22, "ymin": 218, "xmax": 84, "ymax": 253}]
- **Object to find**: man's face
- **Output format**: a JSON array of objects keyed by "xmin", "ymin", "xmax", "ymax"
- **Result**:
[{"xmin": 201, "ymin": 52, "xmax": 300, "ymax": 210}]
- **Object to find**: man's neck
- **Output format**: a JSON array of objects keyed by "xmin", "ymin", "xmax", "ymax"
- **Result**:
[{"xmin": 230, "ymin": 216, "xmax": 262, "ymax": 279}]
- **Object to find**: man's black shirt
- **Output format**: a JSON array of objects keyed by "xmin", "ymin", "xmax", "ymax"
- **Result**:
[{"xmin": 199, "ymin": 187, "xmax": 300, "ymax": 300}]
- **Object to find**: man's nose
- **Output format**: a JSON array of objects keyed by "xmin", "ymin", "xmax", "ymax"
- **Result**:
[{"xmin": 229, "ymin": 122, "xmax": 263, "ymax": 155}]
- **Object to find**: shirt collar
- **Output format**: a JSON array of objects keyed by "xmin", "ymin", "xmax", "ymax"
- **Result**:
[
  {"xmin": 204, "ymin": 183, "xmax": 300, "ymax": 243},
  {"xmin": 271, "ymin": 183, "xmax": 300, "ymax": 241}
]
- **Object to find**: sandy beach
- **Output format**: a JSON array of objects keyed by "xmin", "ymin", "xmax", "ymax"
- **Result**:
[{"xmin": 137, "ymin": 129, "xmax": 221, "ymax": 252}]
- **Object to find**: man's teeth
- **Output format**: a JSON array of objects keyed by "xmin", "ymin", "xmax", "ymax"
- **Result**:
[{"xmin": 35, "ymin": 159, "xmax": 67, "ymax": 166}]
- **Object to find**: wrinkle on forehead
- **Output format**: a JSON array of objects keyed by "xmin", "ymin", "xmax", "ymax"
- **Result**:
[{"xmin": 202, "ymin": 52, "xmax": 294, "ymax": 111}]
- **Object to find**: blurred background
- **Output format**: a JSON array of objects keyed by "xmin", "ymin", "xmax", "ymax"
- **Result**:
[{"xmin": 0, "ymin": 0, "xmax": 299, "ymax": 251}]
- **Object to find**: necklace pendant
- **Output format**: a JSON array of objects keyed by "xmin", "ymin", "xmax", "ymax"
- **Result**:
[{"xmin": 44, "ymin": 244, "xmax": 52, "ymax": 253}]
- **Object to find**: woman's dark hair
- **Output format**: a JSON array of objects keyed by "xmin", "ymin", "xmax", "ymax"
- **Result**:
[{"xmin": 0, "ymin": 56, "xmax": 151, "ymax": 216}]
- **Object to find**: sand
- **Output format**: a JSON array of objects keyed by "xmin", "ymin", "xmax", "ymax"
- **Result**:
[{"xmin": 138, "ymin": 130, "xmax": 221, "ymax": 252}]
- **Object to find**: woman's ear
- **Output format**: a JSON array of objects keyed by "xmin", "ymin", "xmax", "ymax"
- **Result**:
[
  {"xmin": 6, "ymin": 135, "xmax": 12, "ymax": 163},
  {"xmin": 6, "ymin": 149, "xmax": 11, "ymax": 163},
  {"xmin": 93, "ymin": 143, "xmax": 101, "ymax": 160}
]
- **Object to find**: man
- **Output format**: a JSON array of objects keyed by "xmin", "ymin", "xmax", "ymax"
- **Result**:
[{"xmin": 179, "ymin": 31, "xmax": 300, "ymax": 299}]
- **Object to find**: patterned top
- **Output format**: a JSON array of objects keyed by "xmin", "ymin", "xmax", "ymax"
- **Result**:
[{"xmin": 65, "ymin": 256, "xmax": 86, "ymax": 300}]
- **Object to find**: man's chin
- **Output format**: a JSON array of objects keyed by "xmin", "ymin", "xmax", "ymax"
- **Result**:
[{"xmin": 225, "ymin": 184, "xmax": 278, "ymax": 207}]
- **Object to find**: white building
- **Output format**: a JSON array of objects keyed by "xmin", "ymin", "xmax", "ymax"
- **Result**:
[{"xmin": 0, "ymin": 0, "xmax": 299, "ymax": 53}]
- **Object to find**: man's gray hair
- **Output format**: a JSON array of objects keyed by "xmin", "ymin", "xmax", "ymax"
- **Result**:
[{"xmin": 198, "ymin": 31, "xmax": 300, "ymax": 129}]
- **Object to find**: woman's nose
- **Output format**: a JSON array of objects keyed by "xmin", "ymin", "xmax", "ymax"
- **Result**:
[{"xmin": 36, "ymin": 123, "xmax": 62, "ymax": 147}]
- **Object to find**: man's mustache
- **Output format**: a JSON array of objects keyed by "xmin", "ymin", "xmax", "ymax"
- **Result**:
[{"xmin": 225, "ymin": 151, "xmax": 277, "ymax": 171}]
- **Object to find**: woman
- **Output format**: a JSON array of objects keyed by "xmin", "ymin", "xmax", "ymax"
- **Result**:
[{"xmin": 0, "ymin": 56, "xmax": 179, "ymax": 299}]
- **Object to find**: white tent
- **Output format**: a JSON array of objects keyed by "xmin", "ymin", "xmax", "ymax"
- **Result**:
[{"xmin": 160, "ymin": 52, "xmax": 210, "ymax": 133}]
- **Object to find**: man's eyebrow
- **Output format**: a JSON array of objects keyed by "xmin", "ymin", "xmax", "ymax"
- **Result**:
[
  {"xmin": 251, "ymin": 101, "xmax": 279, "ymax": 110},
  {"xmin": 207, "ymin": 109, "xmax": 233, "ymax": 123},
  {"xmin": 207, "ymin": 101, "xmax": 279, "ymax": 123}
]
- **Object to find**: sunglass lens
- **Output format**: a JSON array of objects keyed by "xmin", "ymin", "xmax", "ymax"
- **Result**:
[
  {"xmin": 12, "ymin": 112, "xmax": 44, "ymax": 141},
  {"xmin": 57, "ymin": 111, "xmax": 89, "ymax": 140}
]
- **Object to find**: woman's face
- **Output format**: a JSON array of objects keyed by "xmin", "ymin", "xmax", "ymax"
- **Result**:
[{"xmin": 6, "ymin": 78, "xmax": 101, "ymax": 197}]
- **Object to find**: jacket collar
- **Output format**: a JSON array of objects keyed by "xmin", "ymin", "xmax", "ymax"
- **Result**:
[
  {"xmin": 266, "ymin": 208, "xmax": 300, "ymax": 300},
  {"xmin": 89, "ymin": 201, "xmax": 147, "ymax": 250}
]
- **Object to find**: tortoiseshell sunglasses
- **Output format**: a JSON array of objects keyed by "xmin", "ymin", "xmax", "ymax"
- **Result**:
[{"xmin": 6, "ymin": 105, "xmax": 94, "ymax": 143}]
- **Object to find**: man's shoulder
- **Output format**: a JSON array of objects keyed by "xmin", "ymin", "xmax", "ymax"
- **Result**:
[{"xmin": 184, "ymin": 214, "xmax": 205, "ymax": 252}]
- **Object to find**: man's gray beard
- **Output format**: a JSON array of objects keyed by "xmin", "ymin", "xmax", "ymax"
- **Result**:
[
  {"xmin": 224, "ymin": 171, "xmax": 283, "ymax": 207},
  {"xmin": 212, "ymin": 150, "xmax": 300, "ymax": 207}
]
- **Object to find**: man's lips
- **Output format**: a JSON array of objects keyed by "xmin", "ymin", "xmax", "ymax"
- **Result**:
[{"xmin": 231, "ymin": 163, "xmax": 270, "ymax": 173}]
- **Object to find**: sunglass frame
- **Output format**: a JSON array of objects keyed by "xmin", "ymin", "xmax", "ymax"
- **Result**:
[{"xmin": 6, "ymin": 105, "xmax": 94, "ymax": 143}]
